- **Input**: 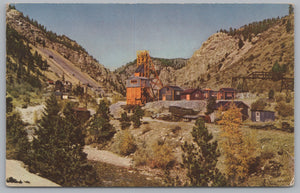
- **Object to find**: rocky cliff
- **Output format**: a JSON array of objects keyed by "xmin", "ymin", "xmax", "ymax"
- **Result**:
[
  {"xmin": 6, "ymin": 8, "xmax": 124, "ymax": 94},
  {"xmin": 116, "ymin": 14, "xmax": 294, "ymax": 93}
]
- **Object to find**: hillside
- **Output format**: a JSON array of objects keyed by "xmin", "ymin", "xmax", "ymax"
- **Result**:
[
  {"xmin": 115, "ymin": 14, "xmax": 294, "ymax": 93},
  {"xmin": 6, "ymin": 7, "xmax": 124, "ymax": 95},
  {"xmin": 168, "ymin": 14, "xmax": 294, "ymax": 91},
  {"xmin": 114, "ymin": 57, "xmax": 187, "ymax": 86}
]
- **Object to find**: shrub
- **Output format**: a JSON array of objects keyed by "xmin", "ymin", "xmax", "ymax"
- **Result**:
[
  {"xmin": 113, "ymin": 130, "xmax": 137, "ymax": 156},
  {"xmin": 150, "ymin": 140, "xmax": 174, "ymax": 169},
  {"xmin": 276, "ymin": 102, "xmax": 294, "ymax": 117},
  {"xmin": 275, "ymin": 94, "xmax": 284, "ymax": 103},
  {"xmin": 171, "ymin": 126, "xmax": 181, "ymax": 134},
  {"xmin": 251, "ymin": 99, "xmax": 267, "ymax": 111},
  {"xmin": 133, "ymin": 140, "xmax": 174, "ymax": 169},
  {"xmin": 268, "ymin": 90, "xmax": 275, "ymax": 99}
]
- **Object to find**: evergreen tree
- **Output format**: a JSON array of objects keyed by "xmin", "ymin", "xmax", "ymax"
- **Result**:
[
  {"xmin": 206, "ymin": 96, "xmax": 216, "ymax": 115},
  {"xmin": 286, "ymin": 20, "xmax": 292, "ymax": 33},
  {"xmin": 89, "ymin": 100, "xmax": 116, "ymax": 144},
  {"xmin": 30, "ymin": 95, "xmax": 97, "ymax": 186},
  {"xmin": 120, "ymin": 112, "xmax": 131, "ymax": 130},
  {"xmin": 181, "ymin": 118, "xmax": 227, "ymax": 186},
  {"xmin": 289, "ymin": 5, "xmax": 294, "ymax": 15},
  {"xmin": 6, "ymin": 110, "xmax": 30, "ymax": 162},
  {"xmin": 131, "ymin": 106, "xmax": 144, "ymax": 128},
  {"xmin": 268, "ymin": 89, "xmax": 275, "ymax": 100}
]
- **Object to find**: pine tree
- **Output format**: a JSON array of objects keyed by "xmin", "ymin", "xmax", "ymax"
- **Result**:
[
  {"xmin": 30, "ymin": 95, "xmax": 98, "ymax": 186},
  {"xmin": 131, "ymin": 106, "xmax": 144, "ymax": 128},
  {"xmin": 120, "ymin": 112, "xmax": 131, "ymax": 130},
  {"xmin": 181, "ymin": 118, "xmax": 227, "ymax": 186},
  {"xmin": 206, "ymin": 96, "xmax": 216, "ymax": 115},
  {"xmin": 6, "ymin": 111, "xmax": 30, "ymax": 161},
  {"xmin": 89, "ymin": 100, "xmax": 116, "ymax": 144},
  {"xmin": 289, "ymin": 5, "xmax": 294, "ymax": 15}
]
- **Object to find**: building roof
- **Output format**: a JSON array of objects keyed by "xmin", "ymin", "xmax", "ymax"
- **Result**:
[
  {"xmin": 161, "ymin": 85, "xmax": 183, "ymax": 91},
  {"xmin": 220, "ymin": 88, "xmax": 236, "ymax": 92},
  {"xmin": 127, "ymin": 76, "xmax": 149, "ymax": 80},
  {"xmin": 182, "ymin": 88, "xmax": 202, "ymax": 94},
  {"xmin": 72, "ymin": 107, "xmax": 89, "ymax": 112},
  {"xmin": 251, "ymin": 110, "xmax": 275, "ymax": 113},
  {"xmin": 216, "ymin": 101, "xmax": 249, "ymax": 110}
]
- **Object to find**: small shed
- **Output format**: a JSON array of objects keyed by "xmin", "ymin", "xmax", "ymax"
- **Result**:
[
  {"xmin": 159, "ymin": 86, "xmax": 183, "ymax": 101},
  {"xmin": 181, "ymin": 89, "xmax": 203, "ymax": 100},
  {"xmin": 216, "ymin": 101, "xmax": 249, "ymax": 121},
  {"xmin": 217, "ymin": 88, "xmax": 236, "ymax": 100},
  {"xmin": 251, "ymin": 110, "xmax": 275, "ymax": 122}
]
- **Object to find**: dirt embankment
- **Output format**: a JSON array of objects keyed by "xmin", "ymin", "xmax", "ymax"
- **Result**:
[{"xmin": 6, "ymin": 160, "xmax": 60, "ymax": 187}]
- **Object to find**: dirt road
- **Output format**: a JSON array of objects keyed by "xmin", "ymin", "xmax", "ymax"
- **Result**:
[
  {"xmin": 84, "ymin": 146, "xmax": 132, "ymax": 168},
  {"xmin": 39, "ymin": 47, "xmax": 102, "ymax": 89}
]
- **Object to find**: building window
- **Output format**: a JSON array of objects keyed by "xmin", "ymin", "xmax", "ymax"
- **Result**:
[
  {"xmin": 130, "ymin": 80, "xmax": 138, "ymax": 84},
  {"xmin": 176, "ymin": 91, "xmax": 180, "ymax": 95},
  {"xmin": 195, "ymin": 94, "xmax": 199, "ymax": 97}
]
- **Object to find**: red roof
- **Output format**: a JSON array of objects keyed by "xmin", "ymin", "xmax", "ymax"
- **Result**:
[
  {"xmin": 182, "ymin": 89, "xmax": 201, "ymax": 94},
  {"xmin": 72, "ymin": 107, "xmax": 89, "ymax": 112}
]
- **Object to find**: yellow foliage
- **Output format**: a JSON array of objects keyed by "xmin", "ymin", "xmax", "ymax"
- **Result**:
[
  {"xmin": 150, "ymin": 141, "xmax": 174, "ymax": 169},
  {"xmin": 113, "ymin": 130, "xmax": 136, "ymax": 156},
  {"xmin": 218, "ymin": 103, "xmax": 257, "ymax": 186}
]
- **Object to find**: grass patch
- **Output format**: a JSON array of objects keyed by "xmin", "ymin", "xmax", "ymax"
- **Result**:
[{"xmin": 89, "ymin": 161, "xmax": 162, "ymax": 187}]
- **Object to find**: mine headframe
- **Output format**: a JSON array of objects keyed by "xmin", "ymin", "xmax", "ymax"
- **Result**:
[{"xmin": 136, "ymin": 50, "xmax": 163, "ymax": 100}]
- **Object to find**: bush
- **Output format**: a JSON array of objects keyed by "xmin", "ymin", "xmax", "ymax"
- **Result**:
[
  {"xmin": 171, "ymin": 126, "xmax": 181, "ymax": 134},
  {"xmin": 251, "ymin": 99, "xmax": 267, "ymax": 111},
  {"xmin": 268, "ymin": 90, "xmax": 275, "ymax": 99},
  {"xmin": 149, "ymin": 140, "xmax": 174, "ymax": 169},
  {"xmin": 275, "ymin": 94, "xmax": 284, "ymax": 103},
  {"xmin": 133, "ymin": 140, "xmax": 174, "ymax": 169},
  {"xmin": 113, "ymin": 130, "xmax": 136, "ymax": 156},
  {"xmin": 276, "ymin": 102, "xmax": 294, "ymax": 117}
]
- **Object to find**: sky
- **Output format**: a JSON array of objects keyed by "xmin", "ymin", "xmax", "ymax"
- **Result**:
[{"xmin": 14, "ymin": 3, "xmax": 289, "ymax": 70}]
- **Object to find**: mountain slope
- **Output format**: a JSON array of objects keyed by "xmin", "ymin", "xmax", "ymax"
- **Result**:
[
  {"xmin": 116, "ymin": 14, "xmax": 294, "ymax": 93},
  {"xmin": 170, "ymin": 14, "xmax": 294, "ymax": 91},
  {"xmin": 6, "ymin": 7, "xmax": 124, "ymax": 95},
  {"xmin": 114, "ymin": 57, "xmax": 188, "ymax": 86}
]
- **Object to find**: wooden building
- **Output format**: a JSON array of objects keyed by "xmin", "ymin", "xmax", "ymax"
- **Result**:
[
  {"xmin": 203, "ymin": 88, "xmax": 213, "ymax": 99},
  {"xmin": 216, "ymin": 101, "xmax": 249, "ymax": 121},
  {"xmin": 126, "ymin": 76, "xmax": 150, "ymax": 105},
  {"xmin": 251, "ymin": 110, "xmax": 275, "ymax": 122},
  {"xmin": 159, "ymin": 86, "xmax": 183, "ymax": 101},
  {"xmin": 217, "ymin": 88, "xmax": 236, "ymax": 100},
  {"xmin": 181, "ymin": 89, "xmax": 203, "ymax": 100}
]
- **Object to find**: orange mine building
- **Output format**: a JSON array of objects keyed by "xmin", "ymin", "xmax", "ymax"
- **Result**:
[{"xmin": 126, "ymin": 50, "xmax": 162, "ymax": 105}]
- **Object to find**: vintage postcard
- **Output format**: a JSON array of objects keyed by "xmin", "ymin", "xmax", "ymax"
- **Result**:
[{"xmin": 6, "ymin": 3, "xmax": 294, "ymax": 187}]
